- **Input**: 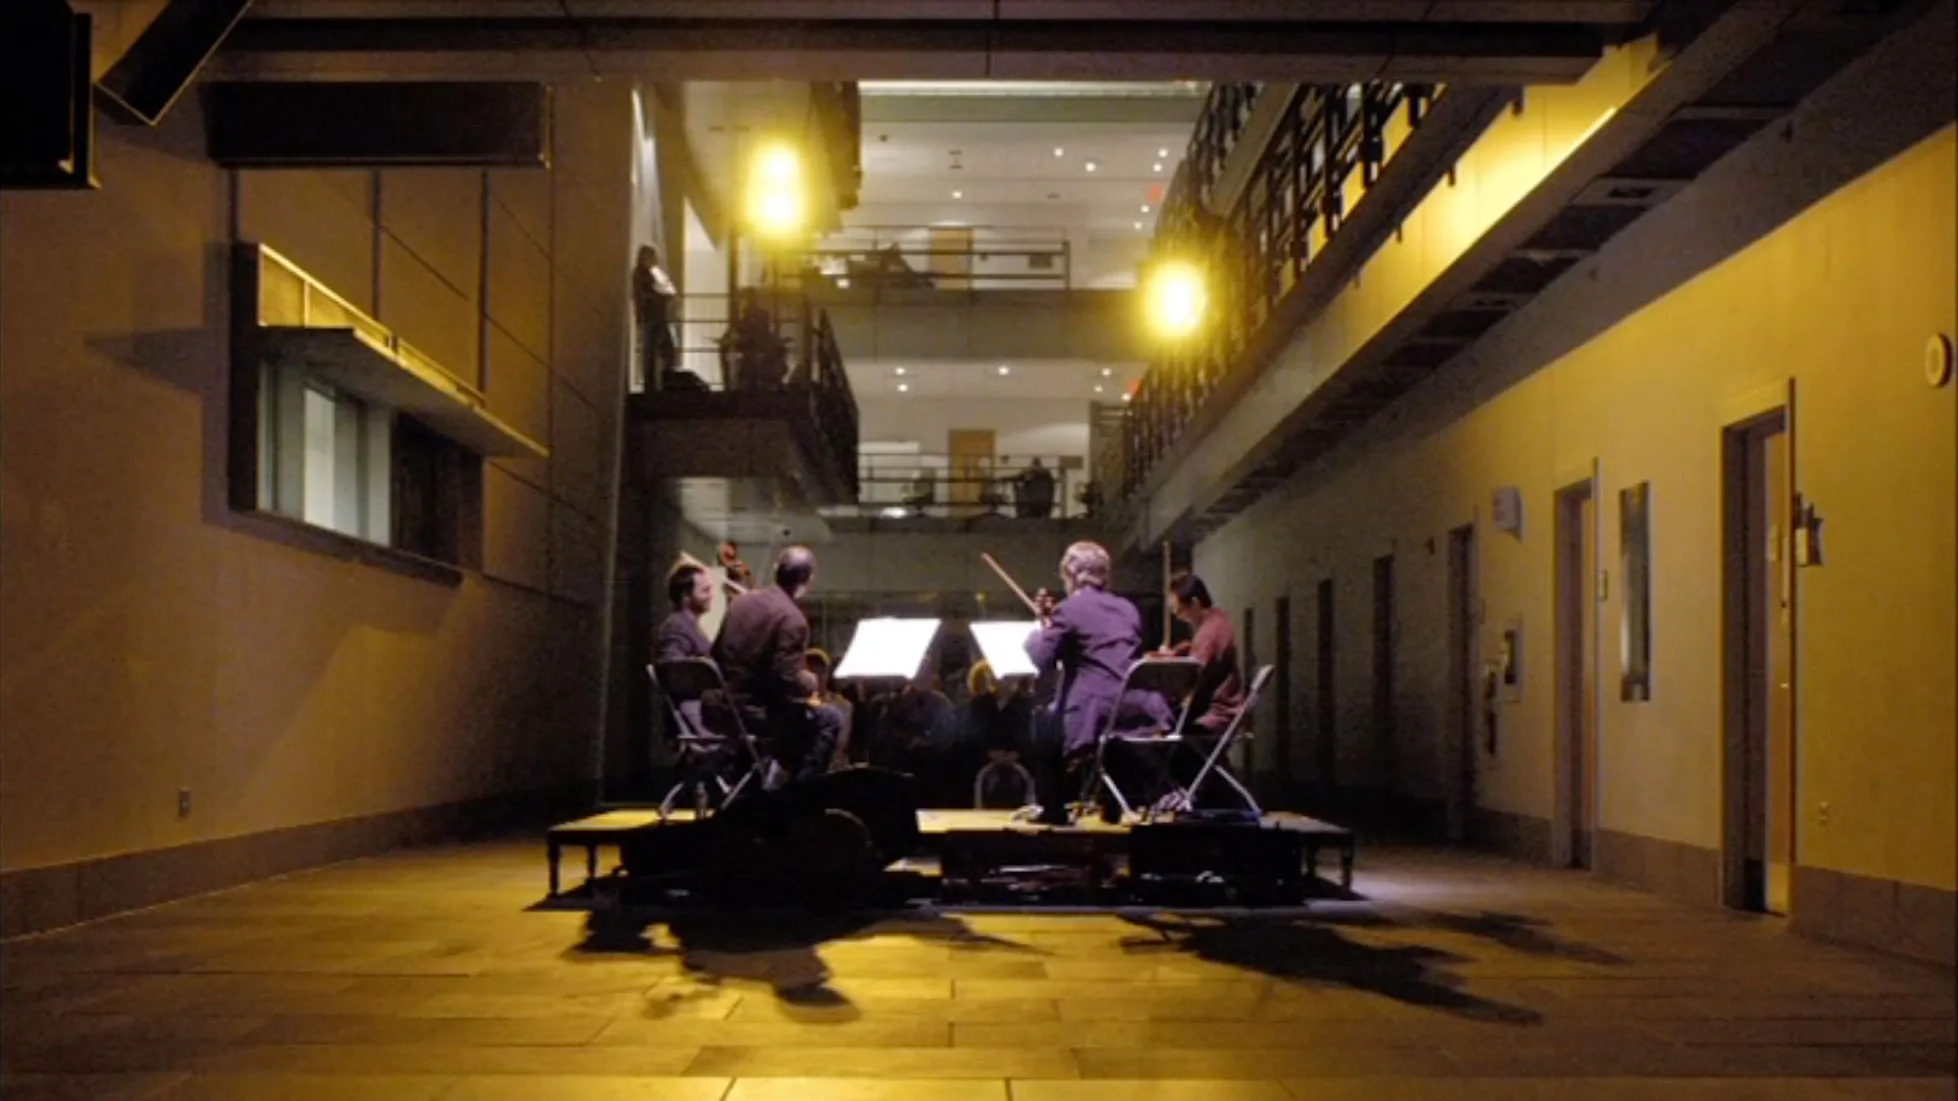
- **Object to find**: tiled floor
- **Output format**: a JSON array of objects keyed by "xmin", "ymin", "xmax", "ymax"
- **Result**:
[{"xmin": 3, "ymin": 841, "xmax": 1952, "ymax": 1100}]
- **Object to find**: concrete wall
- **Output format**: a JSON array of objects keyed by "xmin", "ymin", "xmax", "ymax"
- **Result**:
[
  {"xmin": 0, "ymin": 80, "xmax": 639, "ymax": 928},
  {"xmin": 1193, "ymin": 116, "xmax": 1956, "ymax": 956}
]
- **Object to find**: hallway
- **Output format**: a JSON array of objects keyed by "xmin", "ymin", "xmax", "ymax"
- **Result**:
[{"xmin": 3, "ymin": 843, "xmax": 1951, "ymax": 1100}]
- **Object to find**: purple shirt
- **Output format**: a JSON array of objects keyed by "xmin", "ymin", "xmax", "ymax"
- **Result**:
[{"xmin": 1025, "ymin": 587, "xmax": 1171, "ymax": 755}]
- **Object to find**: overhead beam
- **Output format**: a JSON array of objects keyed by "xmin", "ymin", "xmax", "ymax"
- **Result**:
[
  {"xmin": 216, "ymin": 17, "xmax": 1624, "ymax": 84},
  {"xmin": 98, "ymin": 0, "xmax": 255, "ymax": 124},
  {"xmin": 207, "ymin": 81, "xmax": 550, "ymax": 166}
]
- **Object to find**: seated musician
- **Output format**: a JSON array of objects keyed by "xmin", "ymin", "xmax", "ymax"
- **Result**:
[
  {"xmin": 1023, "ymin": 541, "xmax": 1173, "ymax": 821},
  {"xmin": 711, "ymin": 546, "xmax": 842, "ymax": 784},
  {"xmin": 657, "ymin": 559, "xmax": 716, "ymax": 663},
  {"xmin": 1163, "ymin": 571, "xmax": 1243, "ymax": 737},
  {"xmin": 967, "ymin": 661, "xmax": 1036, "ymax": 809},
  {"xmin": 803, "ymin": 648, "xmax": 854, "ymax": 770}
]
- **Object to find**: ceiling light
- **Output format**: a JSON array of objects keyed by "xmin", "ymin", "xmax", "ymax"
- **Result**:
[
  {"xmin": 952, "ymin": 189, "xmax": 963, "ymax": 199},
  {"xmin": 895, "ymin": 366, "xmax": 907, "ymax": 375},
  {"xmin": 1094, "ymin": 385, "xmax": 1105, "ymax": 394},
  {"xmin": 897, "ymin": 383, "xmax": 910, "ymax": 393},
  {"xmin": 1100, "ymin": 367, "xmax": 1112, "ymax": 377},
  {"xmin": 996, "ymin": 365, "xmax": 1010, "ymax": 376},
  {"xmin": 881, "ymin": 506, "xmax": 908, "ymax": 519},
  {"xmin": 1121, "ymin": 392, "xmax": 1132, "ymax": 402},
  {"xmin": 1140, "ymin": 204, "xmax": 1150, "ymax": 213},
  {"xmin": 1085, "ymin": 161, "xmax": 1097, "ymax": 172},
  {"xmin": 1152, "ymin": 163, "xmax": 1163, "ymax": 173},
  {"xmin": 1134, "ymin": 221, "xmax": 1144, "ymax": 230},
  {"xmin": 1158, "ymin": 147, "xmax": 1169, "ymax": 158},
  {"xmin": 1054, "ymin": 147, "xmax": 1065, "ymax": 157}
]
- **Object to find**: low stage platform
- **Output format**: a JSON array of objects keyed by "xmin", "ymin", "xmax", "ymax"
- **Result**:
[{"xmin": 544, "ymin": 806, "xmax": 1355, "ymax": 911}]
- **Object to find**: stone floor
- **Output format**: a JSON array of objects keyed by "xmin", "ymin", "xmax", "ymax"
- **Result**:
[{"xmin": 2, "ymin": 840, "xmax": 1952, "ymax": 1100}]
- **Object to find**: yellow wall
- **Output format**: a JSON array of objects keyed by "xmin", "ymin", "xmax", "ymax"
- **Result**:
[
  {"xmin": 0, "ymin": 82, "xmax": 637, "ymax": 873},
  {"xmin": 1197, "ymin": 127, "xmax": 1956, "ymax": 892}
]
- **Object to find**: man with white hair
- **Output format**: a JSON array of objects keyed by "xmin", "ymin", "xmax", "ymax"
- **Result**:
[{"xmin": 1023, "ymin": 541, "xmax": 1171, "ymax": 820}]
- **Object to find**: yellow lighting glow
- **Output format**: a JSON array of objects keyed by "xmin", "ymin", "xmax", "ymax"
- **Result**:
[
  {"xmin": 745, "ymin": 143, "xmax": 807, "ymax": 239},
  {"xmin": 1143, "ymin": 258, "xmax": 1207, "ymax": 340}
]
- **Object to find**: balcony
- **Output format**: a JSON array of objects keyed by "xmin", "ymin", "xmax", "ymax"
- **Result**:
[
  {"xmin": 822, "ymin": 450, "xmax": 1102, "ymax": 525},
  {"xmin": 626, "ymin": 287, "xmax": 859, "ymax": 505}
]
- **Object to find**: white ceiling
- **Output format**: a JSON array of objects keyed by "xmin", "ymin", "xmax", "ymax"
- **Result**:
[
  {"xmin": 849, "ymin": 358, "xmax": 1140, "ymax": 402},
  {"xmin": 849, "ymin": 82, "xmax": 1202, "ymax": 239}
]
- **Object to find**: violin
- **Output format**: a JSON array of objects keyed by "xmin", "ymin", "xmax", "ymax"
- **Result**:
[{"xmin": 717, "ymin": 541, "xmax": 754, "ymax": 596}]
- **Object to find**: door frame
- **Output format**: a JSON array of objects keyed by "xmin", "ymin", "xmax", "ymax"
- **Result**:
[
  {"xmin": 1719, "ymin": 380, "xmax": 1798, "ymax": 912},
  {"xmin": 1551, "ymin": 461, "xmax": 1601, "ymax": 870}
]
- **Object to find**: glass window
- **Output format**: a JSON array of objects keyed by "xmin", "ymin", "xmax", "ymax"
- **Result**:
[{"xmin": 257, "ymin": 362, "xmax": 393, "ymax": 546}]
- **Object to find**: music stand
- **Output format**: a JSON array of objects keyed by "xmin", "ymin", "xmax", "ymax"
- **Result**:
[
  {"xmin": 970, "ymin": 620, "xmax": 1040, "ymax": 680},
  {"xmin": 834, "ymin": 617, "xmax": 943, "ymax": 681}
]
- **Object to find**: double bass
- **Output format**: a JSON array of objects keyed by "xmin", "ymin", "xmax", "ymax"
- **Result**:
[{"xmin": 717, "ymin": 541, "xmax": 755, "ymax": 599}]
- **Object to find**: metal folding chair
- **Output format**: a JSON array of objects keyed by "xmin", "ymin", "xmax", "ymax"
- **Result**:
[
  {"xmin": 649, "ymin": 658, "xmax": 767, "ymax": 819},
  {"xmin": 1085, "ymin": 656, "xmax": 1202, "ymax": 822},
  {"xmin": 1168, "ymin": 664, "xmax": 1274, "ymax": 816}
]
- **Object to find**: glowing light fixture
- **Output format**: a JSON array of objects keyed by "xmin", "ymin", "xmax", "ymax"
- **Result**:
[
  {"xmin": 1152, "ymin": 162, "xmax": 1163, "ymax": 172},
  {"xmin": 952, "ymin": 189, "xmax": 963, "ymax": 199},
  {"xmin": 1133, "ymin": 221, "xmax": 1144, "ymax": 230},
  {"xmin": 744, "ymin": 142, "xmax": 806, "ymax": 239},
  {"xmin": 1142, "ymin": 257, "xmax": 1207, "ymax": 340},
  {"xmin": 1094, "ymin": 384, "xmax": 1105, "ymax": 393},
  {"xmin": 1085, "ymin": 161, "xmax": 1097, "ymax": 172},
  {"xmin": 1053, "ymin": 147, "xmax": 1065, "ymax": 157},
  {"xmin": 1140, "ymin": 204, "xmax": 1150, "ymax": 213},
  {"xmin": 1157, "ymin": 147, "xmax": 1169, "ymax": 158},
  {"xmin": 897, "ymin": 382, "xmax": 910, "ymax": 393},
  {"xmin": 882, "ymin": 506, "xmax": 908, "ymax": 519},
  {"xmin": 1100, "ymin": 367, "xmax": 1112, "ymax": 377},
  {"xmin": 894, "ymin": 366, "xmax": 907, "ymax": 375},
  {"xmin": 996, "ymin": 365, "xmax": 1010, "ymax": 376}
]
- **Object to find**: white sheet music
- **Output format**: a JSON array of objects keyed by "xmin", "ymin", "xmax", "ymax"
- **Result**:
[
  {"xmin": 834, "ymin": 618, "xmax": 943, "ymax": 680},
  {"xmin": 970, "ymin": 620, "xmax": 1041, "ymax": 679}
]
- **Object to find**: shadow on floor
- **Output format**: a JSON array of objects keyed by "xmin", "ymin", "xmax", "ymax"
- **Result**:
[
  {"xmin": 568, "ymin": 907, "xmax": 1033, "ymax": 1020},
  {"xmin": 1118, "ymin": 913, "xmax": 1546, "ymax": 1025},
  {"xmin": 1402, "ymin": 908, "xmax": 1629, "ymax": 966}
]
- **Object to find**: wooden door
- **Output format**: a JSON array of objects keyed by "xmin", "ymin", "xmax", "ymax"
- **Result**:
[
  {"xmin": 947, "ymin": 429, "xmax": 994, "ymax": 518},
  {"xmin": 927, "ymin": 226, "xmax": 974, "ymax": 290}
]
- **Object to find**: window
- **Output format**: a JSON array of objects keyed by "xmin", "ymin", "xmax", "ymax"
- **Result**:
[{"xmin": 258, "ymin": 362, "xmax": 392, "ymax": 543}]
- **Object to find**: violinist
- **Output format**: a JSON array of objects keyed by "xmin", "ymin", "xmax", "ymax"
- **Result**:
[
  {"xmin": 711, "ymin": 545, "xmax": 841, "ymax": 784},
  {"xmin": 1022, "ymin": 541, "xmax": 1171, "ymax": 822}
]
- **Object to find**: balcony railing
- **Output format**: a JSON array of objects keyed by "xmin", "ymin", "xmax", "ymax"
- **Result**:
[
  {"xmin": 821, "ymin": 452, "xmax": 1102, "ymax": 522},
  {"xmin": 1115, "ymin": 81, "xmax": 1434, "ymax": 502},
  {"xmin": 633, "ymin": 286, "xmax": 860, "ymax": 498},
  {"xmin": 795, "ymin": 224, "xmax": 1075, "ymax": 294}
]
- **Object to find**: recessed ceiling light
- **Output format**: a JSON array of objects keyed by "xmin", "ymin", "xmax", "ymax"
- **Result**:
[
  {"xmin": 996, "ymin": 365, "xmax": 1010, "ymax": 376},
  {"xmin": 1140, "ymin": 204, "xmax": 1150, "ymax": 213},
  {"xmin": 1053, "ymin": 147, "xmax": 1065, "ymax": 157},
  {"xmin": 1100, "ymin": 367, "xmax": 1112, "ymax": 377},
  {"xmin": 1121, "ymin": 392, "xmax": 1132, "ymax": 402},
  {"xmin": 1152, "ymin": 163, "xmax": 1163, "ymax": 173},
  {"xmin": 1133, "ymin": 221, "xmax": 1143, "ymax": 230},
  {"xmin": 952, "ymin": 189, "xmax": 963, "ymax": 199},
  {"xmin": 1094, "ymin": 385, "xmax": 1105, "ymax": 393},
  {"xmin": 1085, "ymin": 161, "xmax": 1097, "ymax": 172},
  {"xmin": 895, "ymin": 366, "xmax": 907, "ymax": 375},
  {"xmin": 1158, "ymin": 147, "xmax": 1169, "ymax": 158},
  {"xmin": 897, "ymin": 383, "xmax": 910, "ymax": 393}
]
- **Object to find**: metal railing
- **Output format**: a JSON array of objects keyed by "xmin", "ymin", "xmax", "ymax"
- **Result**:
[
  {"xmin": 819, "ymin": 452, "xmax": 1104, "ymax": 521},
  {"xmin": 794, "ymin": 224, "xmax": 1074, "ymax": 293},
  {"xmin": 1115, "ymin": 81, "xmax": 1434, "ymax": 502},
  {"xmin": 634, "ymin": 286, "xmax": 860, "ymax": 497}
]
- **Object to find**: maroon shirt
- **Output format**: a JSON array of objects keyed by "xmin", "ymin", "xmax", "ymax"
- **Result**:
[{"xmin": 1188, "ymin": 606, "xmax": 1244, "ymax": 731}]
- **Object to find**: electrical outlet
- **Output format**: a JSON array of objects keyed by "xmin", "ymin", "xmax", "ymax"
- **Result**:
[
  {"xmin": 1818, "ymin": 802, "xmax": 1830, "ymax": 827},
  {"xmin": 177, "ymin": 788, "xmax": 192, "ymax": 818}
]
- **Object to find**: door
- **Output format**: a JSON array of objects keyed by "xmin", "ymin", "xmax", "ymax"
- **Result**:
[
  {"xmin": 947, "ymin": 429, "xmax": 994, "ymax": 518},
  {"xmin": 1555, "ymin": 478, "xmax": 1599, "ymax": 869},
  {"xmin": 1371, "ymin": 555, "xmax": 1396, "ymax": 806},
  {"xmin": 1274, "ymin": 595, "xmax": 1294, "ymax": 805},
  {"xmin": 1724, "ymin": 410, "xmax": 1795, "ymax": 913},
  {"xmin": 1446, "ymin": 525, "xmax": 1478, "ymax": 843},
  {"xmin": 1314, "ymin": 578, "xmax": 1337, "ymax": 800},
  {"xmin": 927, "ymin": 226, "xmax": 974, "ymax": 290}
]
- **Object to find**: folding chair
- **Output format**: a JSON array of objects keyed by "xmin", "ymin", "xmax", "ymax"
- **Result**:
[
  {"xmin": 1169, "ymin": 664, "xmax": 1274, "ymax": 817},
  {"xmin": 649, "ymin": 658, "xmax": 767, "ymax": 819},
  {"xmin": 1084, "ymin": 656, "xmax": 1202, "ymax": 823}
]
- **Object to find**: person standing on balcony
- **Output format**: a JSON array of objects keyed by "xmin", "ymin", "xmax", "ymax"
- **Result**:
[
  {"xmin": 1015, "ymin": 458, "xmax": 1057, "ymax": 519},
  {"xmin": 632, "ymin": 245, "xmax": 679, "ymax": 385}
]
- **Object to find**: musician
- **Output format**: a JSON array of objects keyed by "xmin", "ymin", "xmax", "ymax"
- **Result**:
[
  {"xmin": 803, "ymin": 648, "xmax": 854, "ymax": 770},
  {"xmin": 1023, "ymin": 541, "xmax": 1172, "ymax": 820},
  {"xmin": 712, "ymin": 546, "xmax": 841, "ymax": 783},
  {"xmin": 657, "ymin": 560, "xmax": 716, "ymax": 663},
  {"xmin": 1164, "ymin": 571, "xmax": 1243, "ymax": 736}
]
